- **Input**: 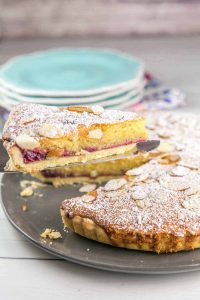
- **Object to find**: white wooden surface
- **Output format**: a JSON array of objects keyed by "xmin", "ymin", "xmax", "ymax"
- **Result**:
[{"xmin": 0, "ymin": 36, "xmax": 200, "ymax": 300}]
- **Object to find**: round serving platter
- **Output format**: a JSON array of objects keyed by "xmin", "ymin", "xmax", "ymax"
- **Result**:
[{"xmin": 2, "ymin": 172, "xmax": 200, "ymax": 274}]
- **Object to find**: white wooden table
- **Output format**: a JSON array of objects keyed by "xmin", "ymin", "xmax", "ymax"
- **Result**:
[{"xmin": 1, "ymin": 36, "xmax": 200, "ymax": 300}]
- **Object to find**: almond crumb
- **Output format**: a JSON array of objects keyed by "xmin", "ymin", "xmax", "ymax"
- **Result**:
[
  {"xmin": 20, "ymin": 186, "xmax": 33, "ymax": 197},
  {"xmin": 40, "ymin": 228, "xmax": 62, "ymax": 240},
  {"xmin": 21, "ymin": 204, "xmax": 28, "ymax": 212}
]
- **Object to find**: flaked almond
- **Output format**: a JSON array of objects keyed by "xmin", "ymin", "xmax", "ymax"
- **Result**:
[
  {"xmin": 132, "ymin": 189, "xmax": 147, "ymax": 200},
  {"xmin": 178, "ymin": 162, "xmax": 199, "ymax": 171},
  {"xmin": 158, "ymin": 153, "xmax": 181, "ymax": 165},
  {"xmin": 91, "ymin": 105, "xmax": 104, "ymax": 115},
  {"xmin": 157, "ymin": 142, "xmax": 175, "ymax": 153},
  {"xmin": 88, "ymin": 129, "xmax": 103, "ymax": 139},
  {"xmin": 82, "ymin": 194, "xmax": 96, "ymax": 203},
  {"xmin": 157, "ymin": 129, "xmax": 171, "ymax": 139},
  {"xmin": 15, "ymin": 134, "xmax": 40, "ymax": 150},
  {"xmin": 19, "ymin": 116, "xmax": 36, "ymax": 125},
  {"xmin": 20, "ymin": 186, "xmax": 33, "ymax": 197},
  {"xmin": 182, "ymin": 196, "xmax": 200, "ymax": 210},
  {"xmin": 67, "ymin": 106, "xmax": 93, "ymax": 113},
  {"xmin": 185, "ymin": 185, "xmax": 200, "ymax": 196},
  {"xmin": 136, "ymin": 200, "xmax": 145, "ymax": 209},
  {"xmin": 170, "ymin": 166, "xmax": 190, "ymax": 177},
  {"xmin": 38, "ymin": 124, "xmax": 64, "ymax": 138},
  {"xmin": 159, "ymin": 175, "xmax": 190, "ymax": 191},
  {"xmin": 79, "ymin": 184, "xmax": 96, "ymax": 193},
  {"xmin": 126, "ymin": 167, "xmax": 144, "ymax": 176},
  {"xmin": 104, "ymin": 178, "xmax": 127, "ymax": 191},
  {"xmin": 134, "ymin": 173, "xmax": 149, "ymax": 183},
  {"xmin": 146, "ymin": 123, "xmax": 157, "ymax": 130}
]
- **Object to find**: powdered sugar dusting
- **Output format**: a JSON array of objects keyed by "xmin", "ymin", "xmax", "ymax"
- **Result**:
[
  {"xmin": 62, "ymin": 111, "xmax": 200, "ymax": 237},
  {"xmin": 3, "ymin": 103, "xmax": 138, "ymax": 145}
]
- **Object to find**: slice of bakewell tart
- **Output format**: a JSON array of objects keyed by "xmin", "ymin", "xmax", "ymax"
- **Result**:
[{"xmin": 2, "ymin": 103, "xmax": 148, "ymax": 172}]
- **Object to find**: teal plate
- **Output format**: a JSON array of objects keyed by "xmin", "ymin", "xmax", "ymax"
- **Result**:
[{"xmin": 0, "ymin": 48, "xmax": 144, "ymax": 96}]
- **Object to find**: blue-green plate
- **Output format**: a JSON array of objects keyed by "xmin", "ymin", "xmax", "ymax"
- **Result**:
[{"xmin": 0, "ymin": 48, "xmax": 144, "ymax": 96}]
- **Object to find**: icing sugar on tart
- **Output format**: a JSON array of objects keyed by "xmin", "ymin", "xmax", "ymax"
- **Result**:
[{"xmin": 61, "ymin": 111, "xmax": 200, "ymax": 253}]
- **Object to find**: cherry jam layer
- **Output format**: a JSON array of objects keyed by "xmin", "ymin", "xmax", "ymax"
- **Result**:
[
  {"xmin": 41, "ymin": 169, "xmax": 122, "ymax": 179},
  {"xmin": 22, "ymin": 149, "xmax": 47, "ymax": 164},
  {"xmin": 19, "ymin": 139, "xmax": 145, "ymax": 164}
]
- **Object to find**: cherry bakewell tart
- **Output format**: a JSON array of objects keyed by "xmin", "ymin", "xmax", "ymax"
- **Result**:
[
  {"xmin": 61, "ymin": 112, "xmax": 200, "ymax": 253},
  {"xmin": 2, "ymin": 103, "xmax": 148, "ymax": 172}
]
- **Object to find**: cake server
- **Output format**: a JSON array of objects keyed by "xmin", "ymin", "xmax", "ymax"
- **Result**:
[{"xmin": 0, "ymin": 139, "xmax": 160, "ymax": 173}]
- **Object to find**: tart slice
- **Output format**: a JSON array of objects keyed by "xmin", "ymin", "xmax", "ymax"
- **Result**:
[
  {"xmin": 33, "ymin": 152, "xmax": 150, "ymax": 186},
  {"xmin": 61, "ymin": 160, "xmax": 200, "ymax": 253},
  {"xmin": 3, "ymin": 103, "xmax": 148, "ymax": 172}
]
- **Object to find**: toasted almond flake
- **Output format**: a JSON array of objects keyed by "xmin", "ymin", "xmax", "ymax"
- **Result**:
[
  {"xmin": 178, "ymin": 162, "xmax": 199, "ymax": 171},
  {"xmin": 146, "ymin": 123, "xmax": 157, "ymax": 130},
  {"xmin": 136, "ymin": 200, "xmax": 145, "ymax": 209},
  {"xmin": 132, "ymin": 189, "xmax": 147, "ymax": 200},
  {"xmin": 15, "ymin": 135, "xmax": 40, "ymax": 150},
  {"xmin": 91, "ymin": 105, "xmax": 104, "ymax": 115},
  {"xmin": 88, "ymin": 129, "xmax": 103, "ymax": 139},
  {"xmin": 156, "ymin": 142, "xmax": 175, "ymax": 153},
  {"xmin": 159, "ymin": 176, "xmax": 190, "ymax": 191},
  {"xmin": 182, "ymin": 196, "xmax": 200, "ymax": 210},
  {"xmin": 19, "ymin": 116, "xmax": 36, "ymax": 125},
  {"xmin": 126, "ymin": 167, "xmax": 144, "ymax": 176},
  {"xmin": 66, "ymin": 106, "xmax": 92, "ymax": 113},
  {"xmin": 79, "ymin": 184, "xmax": 96, "ymax": 193},
  {"xmin": 170, "ymin": 166, "xmax": 190, "ymax": 177},
  {"xmin": 20, "ymin": 186, "xmax": 33, "ymax": 197},
  {"xmin": 157, "ymin": 129, "xmax": 171, "ymax": 139},
  {"xmin": 185, "ymin": 184, "xmax": 200, "ymax": 196},
  {"xmin": 40, "ymin": 228, "xmax": 62, "ymax": 239},
  {"xmin": 38, "ymin": 123, "xmax": 64, "ymax": 138},
  {"xmin": 90, "ymin": 170, "xmax": 98, "ymax": 178},
  {"xmin": 82, "ymin": 195, "xmax": 96, "ymax": 203},
  {"xmin": 104, "ymin": 178, "xmax": 127, "ymax": 191},
  {"xmin": 175, "ymin": 144, "xmax": 184, "ymax": 151},
  {"xmin": 158, "ymin": 153, "xmax": 181, "ymax": 165},
  {"xmin": 134, "ymin": 173, "xmax": 149, "ymax": 183}
]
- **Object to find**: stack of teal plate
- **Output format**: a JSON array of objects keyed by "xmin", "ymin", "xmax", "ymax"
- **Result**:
[{"xmin": 0, "ymin": 48, "xmax": 145, "ymax": 110}]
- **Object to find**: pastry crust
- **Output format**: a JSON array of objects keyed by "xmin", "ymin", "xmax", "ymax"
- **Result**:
[{"xmin": 60, "ymin": 209, "xmax": 200, "ymax": 253}]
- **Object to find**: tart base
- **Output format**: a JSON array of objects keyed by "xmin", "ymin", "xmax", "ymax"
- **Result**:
[
  {"xmin": 9, "ymin": 143, "xmax": 138, "ymax": 172},
  {"xmin": 61, "ymin": 209, "xmax": 200, "ymax": 253},
  {"xmin": 33, "ymin": 153, "xmax": 150, "ymax": 186}
]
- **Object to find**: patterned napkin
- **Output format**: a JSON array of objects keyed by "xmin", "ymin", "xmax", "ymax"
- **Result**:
[{"xmin": 131, "ymin": 72, "xmax": 186, "ymax": 112}]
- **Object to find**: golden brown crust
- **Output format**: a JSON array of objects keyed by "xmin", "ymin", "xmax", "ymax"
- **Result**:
[{"xmin": 61, "ymin": 208, "xmax": 200, "ymax": 253}]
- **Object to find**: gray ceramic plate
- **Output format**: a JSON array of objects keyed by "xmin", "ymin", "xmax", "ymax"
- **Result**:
[{"xmin": 2, "ymin": 173, "xmax": 200, "ymax": 274}]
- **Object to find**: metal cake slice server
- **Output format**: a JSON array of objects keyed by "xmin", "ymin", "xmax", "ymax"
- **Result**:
[{"xmin": 0, "ymin": 139, "xmax": 160, "ymax": 173}]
